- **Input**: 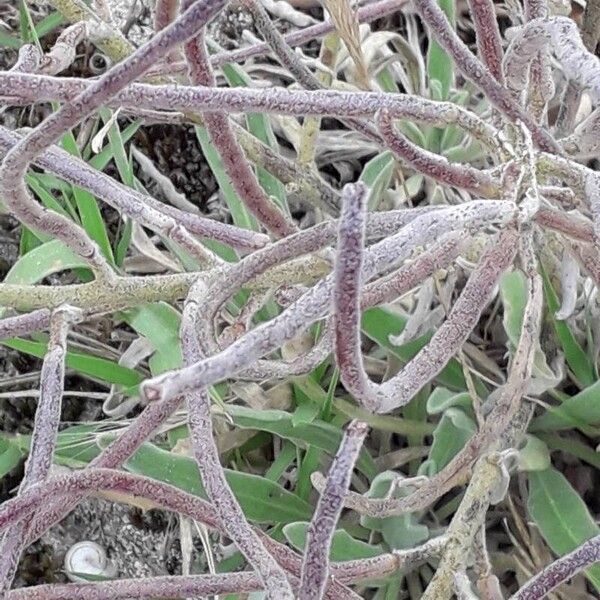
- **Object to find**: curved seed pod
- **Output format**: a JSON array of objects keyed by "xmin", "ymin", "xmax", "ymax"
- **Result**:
[
  {"xmin": 0, "ymin": 465, "xmax": 295, "ymax": 598},
  {"xmin": 506, "ymin": 17, "xmax": 600, "ymax": 103},
  {"xmin": 211, "ymin": 0, "xmax": 408, "ymax": 67},
  {"xmin": 534, "ymin": 208, "xmax": 594, "ymax": 243},
  {"xmin": 0, "ymin": 467, "xmax": 446, "ymax": 599},
  {"xmin": 191, "ymin": 206, "xmax": 446, "ymax": 361},
  {"xmin": 299, "ymin": 421, "xmax": 368, "ymax": 600},
  {"xmin": 569, "ymin": 240, "xmax": 600, "ymax": 286},
  {"xmin": 39, "ymin": 22, "xmax": 87, "ymax": 75},
  {"xmin": 586, "ymin": 171, "xmax": 600, "ymax": 243},
  {"xmin": 522, "ymin": 0, "xmax": 551, "ymax": 123},
  {"xmin": 326, "ymin": 250, "xmax": 540, "ymax": 519},
  {"xmin": 0, "ymin": 73, "xmax": 504, "ymax": 152},
  {"xmin": 141, "ymin": 200, "xmax": 515, "ymax": 403},
  {"xmin": 183, "ymin": 18, "xmax": 296, "ymax": 238},
  {"xmin": 466, "ymin": 0, "xmax": 505, "ymax": 82},
  {"xmin": 333, "ymin": 183, "xmax": 516, "ymax": 413},
  {"xmin": 373, "ymin": 228, "xmax": 518, "ymax": 413},
  {"xmin": 0, "ymin": 306, "xmax": 81, "ymax": 594},
  {"xmin": 155, "ymin": 0, "xmax": 180, "ymax": 31},
  {"xmin": 0, "ymin": 309, "xmax": 51, "ymax": 340},
  {"xmin": 377, "ymin": 109, "xmax": 501, "ymax": 197},
  {"xmin": 537, "ymin": 156, "xmax": 600, "ymax": 244},
  {"xmin": 23, "ymin": 391, "xmax": 185, "ymax": 546},
  {"xmin": 421, "ymin": 453, "xmax": 516, "ymax": 600},
  {"xmin": 509, "ymin": 534, "xmax": 600, "ymax": 600},
  {"xmin": 6, "ymin": 572, "xmax": 262, "ymax": 600},
  {"xmin": 8, "ymin": 542, "xmax": 446, "ymax": 598},
  {"xmin": 9, "ymin": 44, "xmax": 42, "ymax": 73},
  {"xmin": 245, "ymin": 233, "xmax": 466, "ymax": 382},
  {"xmin": 413, "ymin": 0, "xmax": 561, "ymax": 153},
  {"xmin": 363, "ymin": 233, "xmax": 466, "ymax": 307},
  {"xmin": 562, "ymin": 108, "xmax": 600, "ymax": 159},
  {"xmin": 181, "ymin": 281, "xmax": 294, "ymax": 600},
  {"xmin": 333, "ymin": 183, "xmax": 380, "ymax": 411},
  {"xmin": 0, "ymin": 468, "xmax": 219, "ymax": 534},
  {"xmin": 524, "ymin": 0, "xmax": 548, "ymax": 20}
]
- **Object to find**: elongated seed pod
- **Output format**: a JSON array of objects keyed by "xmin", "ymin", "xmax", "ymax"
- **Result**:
[{"xmin": 299, "ymin": 421, "xmax": 368, "ymax": 600}]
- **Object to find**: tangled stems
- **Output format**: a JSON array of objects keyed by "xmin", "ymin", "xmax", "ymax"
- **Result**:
[
  {"xmin": 413, "ymin": 0, "xmax": 560, "ymax": 153},
  {"xmin": 466, "ymin": 0, "xmax": 504, "ymax": 83},
  {"xmin": 141, "ymin": 200, "xmax": 515, "ymax": 403},
  {"xmin": 1, "ymin": 1, "xmax": 599, "ymax": 597},
  {"xmin": 322, "ymin": 232, "xmax": 541, "ymax": 521},
  {"xmin": 421, "ymin": 452, "xmax": 514, "ymax": 600},
  {"xmin": 333, "ymin": 182, "xmax": 518, "ymax": 413},
  {"xmin": 0, "ymin": 126, "xmax": 270, "ymax": 253},
  {"xmin": 0, "ymin": 0, "xmax": 230, "ymax": 276},
  {"xmin": 181, "ymin": 280, "xmax": 294, "ymax": 599},
  {"xmin": 0, "ymin": 306, "xmax": 81, "ymax": 593}
]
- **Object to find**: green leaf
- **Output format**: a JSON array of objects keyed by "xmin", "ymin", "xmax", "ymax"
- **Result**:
[
  {"xmin": 14, "ymin": 423, "xmax": 106, "ymax": 467},
  {"xmin": 264, "ymin": 440, "xmax": 296, "ymax": 482},
  {"xmin": 3, "ymin": 239, "xmax": 87, "ymax": 285},
  {"xmin": 195, "ymin": 126, "xmax": 259, "ymax": 231},
  {"xmin": 121, "ymin": 302, "xmax": 182, "ymax": 374},
  {"xmin": 226, "ymin": 404, "xmax": 376, "ymax": 479},
  {"xmin": 105, "ymin": 439, "xmax": 313, "ymax": 524},
  {"xmin": 0, "ymin": 30, "xmax": 23, "ymax": 49},
  {"xmin": 540, "ymin": 265, "xmax": 595, "ymax": 388},
  {"xmin": 0, "ymin": 435, "xmax": 24, "ymax": 478},
  {"xmin": 500, "ymin": 270, "xmax": 560, "ymax": 393},
  {"xmin": 376, "ymin": 66, "xmax": 400, "ymax": 94},
  {"xmin": 1, "ymin": 337, "xmax": 142, "ymax": 388},
  {"xmin": 528, "ymin": 467, "xmax": 600, "ymax": 592},
  {"xmin": 439, "ymin": 89, "xmax": 470, "ymax": 151},
  {"xmin": 442, "ymin": 141, "xmax": 485, "ymax": 163},
  {"xmin": 426, "ymin": 0, "xmax": 455, "ymax": 99},
  {"xmin": 359, "ymin": 152, "xmax": 395, "ymax": 210},
  {"xmin": 333, "ymin": 397, "xmax": 435, "ymax": 437},
  {"xmin": 530, "ymin": 380, "xmax": 600, "ymax": 434},
  {"xmin": 296, "ymin": 445, "xmax": 322, "ymax": 501},
  {"xmin": 114, "ymin": 217, "xmax": 132, "ymax": 267},
  {"xmin": 18, "ymin": 0, "xmax": 37, "ymax": 45},
  {"xmin": 18, "ymin": 226, "xmax": 42, "ymax": 256},
  {"xmin": 26, "ymin": 173, "xmax": 72, "ymax": 220},
  {"xmin": 61, "ymin": 131, "xmax": 115, "ymax": 264},
  {"xmin": 426, "ymin": 387, "xmax": 471, "ymax": 414},
  {"xmin": 361, "ymin": 307, "xmax": 467, "ymax": 392},
  {"xmin": 538, "ymin": 433, "xmax": 600, "ymax": 470},
  {"xmin": 283, "ymin": 522, "xmax": 384, "ymax": 560},
  {"xmin": 420, "ymin": 407, "xmax": 475, "ymax": 475},
  {"xmin": 101, "ymin": 108, "xmax": 135, "ymax": 188},
  {"xmin": 516, "ymin": 435, "xmax": 551, "ymax": 472},
  {"xmin": 34, "ymin": 11, "xmax": 65, "ymax": 38}
]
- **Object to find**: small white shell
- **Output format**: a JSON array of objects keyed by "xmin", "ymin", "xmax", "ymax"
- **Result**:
[{"xmin": 64, "ymin": 541, "xmax": 117, "ymax": 583}]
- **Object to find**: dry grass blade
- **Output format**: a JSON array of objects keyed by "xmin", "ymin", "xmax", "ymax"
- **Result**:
[{"xmin": 321, "ymin": 0, "xmax": 369, "ymax": 88}]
